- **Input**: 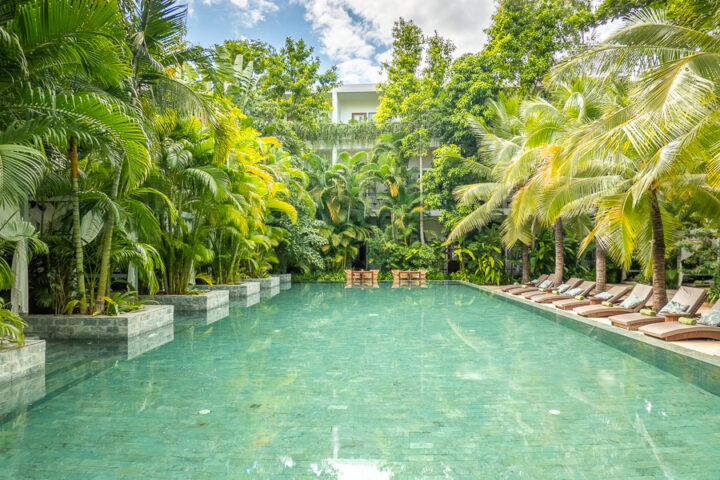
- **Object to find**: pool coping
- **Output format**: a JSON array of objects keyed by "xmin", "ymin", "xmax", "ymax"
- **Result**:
[{"xmin": 436, "ymin": 280, "xmax": 720, "ymax": 395}]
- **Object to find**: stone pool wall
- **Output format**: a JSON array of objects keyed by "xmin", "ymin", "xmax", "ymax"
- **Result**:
[
  {"xmin": 141, "ymin": 290, "xmax": 228, "ymax": 312},
  {"xmin": 272, "ymin": 274, "xmax": 292, "ymax": 285},
  {"xmin": 24, "ymin": 305, "xmax": 173, "ymax": 340},
  {"xmin": 0, "ymin": 339, "xmax": 46, "ymax": 384},
  {"xmin": 206, "ymin": 283, "xmax": 260, "ymax": 299},
  {"xmin": 244, "ymin": 277, "xmax": 280, "ymax": 290}
]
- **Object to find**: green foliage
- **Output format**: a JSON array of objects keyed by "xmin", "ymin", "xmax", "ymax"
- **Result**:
[
  {"xmin": 101, "ymin": 291, "xmax": 154, "ymax": 316},
  {"xmin": 368, "ymin": 232, "xmax": 445, "ymax": 273},
  {"xmin": 0, "ymin": 302, "xmax": 26, "ymax": 347}
]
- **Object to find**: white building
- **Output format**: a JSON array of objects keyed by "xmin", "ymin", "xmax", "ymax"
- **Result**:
[{"xmin": 309, "ymin": 83, "xmax": 442, "ymax": 226}]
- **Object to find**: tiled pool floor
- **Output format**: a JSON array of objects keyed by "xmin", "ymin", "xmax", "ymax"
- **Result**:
[{"xmin": 1, "ymin": 283, "xmax": 719, "ymax": 479}]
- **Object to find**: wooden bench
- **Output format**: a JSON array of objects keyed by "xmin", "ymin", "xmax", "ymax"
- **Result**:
[
  {"xmin": 391, "ymin": 270, "xmax": 427, "ymax": 287},
  {"xmin": 344, "ymin": 269, "xmax": 379, "ymax": 287}
]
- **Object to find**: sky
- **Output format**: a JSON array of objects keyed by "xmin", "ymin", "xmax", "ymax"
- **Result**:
[{"xmin": 185, "ymin": 0, "xmax": 499, "ymax": 84}]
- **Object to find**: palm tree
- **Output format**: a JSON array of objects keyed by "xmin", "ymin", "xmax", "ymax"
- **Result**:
[
  {"xmin": 378, "ymin": 186, "xmax": 423, "ymax": 245},
  {"xmin": 1, "ymin": 0, "xmax": 149, "ymax": 314},
  {"xmin": 551, "ymin": 4, "xmax": 720, "ymax": 307},
  {"xmin": 449, "ymin": 94, "xmax": 535, "ymax": 282}
]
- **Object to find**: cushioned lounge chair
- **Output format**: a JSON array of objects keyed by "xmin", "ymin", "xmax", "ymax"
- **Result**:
[
  {"xmin": 573, "ymin": 284, "xmax": 652, "ymax": 318},
  {"xmin": 507, "ymin": 277, "xmax": 557, "ymax": 296},
  {"xmin": 499, "ymin": 274, "xmax": 549, "ymax": 292},
  {"xmin": 639, "ymin": 301, "xmax": 720, "ymax": 341},
  {"xmin": 519, "ymin": 278, "xmax": 582, "ymax": 300},
  {"xmin": 553, "ymin": 285, "xmax": 631, "ymax": 310},
  {"xmin": 609, "ymin": 286, "xmax": 707, "ymax": 331},
  {"xmin": 533, "ymin": 280, "xmax": 595, "ymax": 304}
]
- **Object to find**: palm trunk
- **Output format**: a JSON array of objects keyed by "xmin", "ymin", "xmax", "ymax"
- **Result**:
[
  {"xmin": 419, "ymin": 157, "xmax": 425, "ymax": 245},
  {"xmin": 521, "ymin": 243, "xmax": 529, "ymax": 283},
  {"xmin": 649, "ymin": 191, "xmax": 668, "ymax": 309},
  {"xmin": 69, "ymin": 137, "xmax": 87, "ymax": 314},
  {"xmin": 595, "ymin": 241, "xmax": 606, "ymax": 293},
  {"xmin": 93, "ymin": 170, "xmax": 121, "ymax": 313},
  {"xmin": 553, "ymin": 217, "xmax": 564, "ymax": 284}
]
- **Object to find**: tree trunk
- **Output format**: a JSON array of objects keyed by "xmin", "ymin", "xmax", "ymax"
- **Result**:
[
  {"xmin": 553, "ymin": 217, "xmax": 564, "ymax": 284},
  {"xmin": 521, "ymin": 243, "xmax": 529, "ymax": 283},
  {"xmin": 419, "ymin": 156, "xmax": 425, "ymax": 245},
  {"xmin": 69, "ymin": 137, "xmax": 87, "ymax": 314},
  {"xmin": 649, "ymin": 192, "xmax": 668, "ymax": 309},
  {"xmin": 595, "ymin": 241, "xmax": 606, "ymax": 293},
  {"xmin": 93, "ymin": 171, "xmax": 121, "ymax": 313}
]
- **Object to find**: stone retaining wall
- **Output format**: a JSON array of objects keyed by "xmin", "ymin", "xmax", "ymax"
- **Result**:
[
  {"xmin": 244, "ymin": 277, "xmax": 280, "ymax": 290},
  {"xmin": 141, "ymin": 290, "xmax": 228, "ymax": 312},
  {"xmin": 206, "ymin": 283, "xmax": 260, "ymax": 299},
  {"xmin": 24, "ymin": 305, "xmax": 173, "ymax": 340},
  {"xmin": 272, "ymin": 274, "xmax": 292, "ymax": 285},
  {"xmin": 0, "ymin": 339, "xmax": 45, "ymax": 384}
]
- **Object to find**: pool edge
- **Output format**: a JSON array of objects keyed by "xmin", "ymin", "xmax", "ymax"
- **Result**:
[{"xmin": 432, "ymin": 280, "xmax": 720, "ymax": 396}]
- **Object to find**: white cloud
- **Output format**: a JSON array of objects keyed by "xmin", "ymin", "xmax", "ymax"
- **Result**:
[
  {"xmin": 201, "ymin": 0, "xmax": 279, "ymax": 27},
  {"xmin": 295, "ymin": 0, "xmax": 497, "ymax": 83}
]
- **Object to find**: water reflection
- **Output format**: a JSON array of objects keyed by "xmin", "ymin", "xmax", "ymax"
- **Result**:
[
  {"xmin": 174, "ymin": 304, "xmax": 230, "ymax": 326},
  {"xmin": 260, "ymin": 286, "xmax": 281, "ymax": 299},
  {"xmin": 0, "ymin": 324, "xmax": 175, "ymax": 422},
  {"xmin": 0, "ymin": 371, "xmax": 45, "ymax": 417}
]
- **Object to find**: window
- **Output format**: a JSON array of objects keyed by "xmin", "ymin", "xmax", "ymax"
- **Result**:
[
  {"xmin": 351, "ymin": 112, "xmax": 367, "ymax": 122},
  {"xmin": 368, "ymin": 111, "xmax": 377, "ymax": 120}
]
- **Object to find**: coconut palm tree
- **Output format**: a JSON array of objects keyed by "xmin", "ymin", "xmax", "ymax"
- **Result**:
[
  {"xmin": 449, "ymin": 94, "xmax": 536, "ymax": 282},
  {"xmin": 551, "ymin": 4, "xmax": 720, "ymax": 307}
]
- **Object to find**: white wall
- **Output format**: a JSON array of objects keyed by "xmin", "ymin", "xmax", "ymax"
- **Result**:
[{"xmin": 335, "ymin": 91, "xmax": 380, "ymax": 123}]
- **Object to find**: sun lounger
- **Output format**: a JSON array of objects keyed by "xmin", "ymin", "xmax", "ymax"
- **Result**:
[
  {"xmin": 609, "ymin": 286, "xmax": 707, "ymax": 330},
  {"xmin": 639, "ymin": 300, "xmax": 720, "ymax": 341},
  {"xmin": 573, "ymin": 284, "xmax": 652, "ymax": 318},
  {"xmin": 507, "ymin": 278, "xmax": 556, "ymax": 295},
  {"xmin": 499, "ymin": 274, "xmax": 549, "ymax": 292},
  {"xmin": 553, "ymin": 285, "xmax": 631, "ymax": 310},
  {"xmin": 533, "ymin": 280, "xmax": 595, "ymax": 304},
  {"xmin": 518, "ymin": 278, "xmax": 582, "ymax": 300}
]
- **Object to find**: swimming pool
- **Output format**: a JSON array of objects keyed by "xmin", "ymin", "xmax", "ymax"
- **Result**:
[{"xmin": 1, "ymin": 283, "xmax": 719, "ymax": 478}]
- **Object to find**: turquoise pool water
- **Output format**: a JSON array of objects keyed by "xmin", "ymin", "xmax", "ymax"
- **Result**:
[{"xmin": 1, "ymin": 283, "xmax": 719, "ymax": 479}]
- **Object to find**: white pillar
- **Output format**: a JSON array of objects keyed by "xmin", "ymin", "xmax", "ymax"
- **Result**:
[
  {"xmin": 331, "ymin": 89, "xmax": 339, "ymax": 123},
  {"xmin": 332, "ymin": 145, "xmax": 338, "ymax": 166},
  {"xmin": 11, "ymin": 238, "xmax": 28, "ymax": 314}
]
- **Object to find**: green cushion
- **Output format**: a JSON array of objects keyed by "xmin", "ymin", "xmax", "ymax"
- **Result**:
[
  {"xmin": 593, "ymin": 291, "xmax": 613, "ymax": 300},
  {"xmin": 659, "ymin": 300, "xmax": 690, "ymax": 315},
  {"xmin": 697, "ymin": 310, "xmax": 720, "ymax": 327},
  {"xmin": 679, "ymin": 317, "xmax": 697, "ymax": 325},
  {"xmin": 619, "ymin": 294, "xmax": 643, "ymax": 309},
  {"xmin": 601, "ymin": 301, "xmax": 613, "ymax": 307},
  {"xmin": 639, "ymin": 309, "xmax": 656, "ymax": 316},
  {"xmin": 574, "ymin": 295, "xmax": 585, "ymax": 300},
  {"xmin": 566, "ymin": 287, "xmax": 584, "ymax": 296},
  {"xmin": 556, "ymin": 284, "xmax": 571, "ymax": 293},
  {"xmin": 538, "ymin": 280, "xmax": 553, "ymax": 289},
  {"xmin": 513, "ymin": 282, "xmax": 520, "ymax": 286}
]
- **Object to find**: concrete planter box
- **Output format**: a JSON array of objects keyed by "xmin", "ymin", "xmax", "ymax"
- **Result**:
[
  {"xmin": 272, "ymin": 273, "xmax": 292, "ymax": 285},
  {"xmin": 0, "ymin": 339, "xmax": 46, "ymax": 384},
  {"xmin": 141, "ymin": 290, "xmax": 228, "ymax": 312},
  {"xmin": 245, "ymin": 277, "xmax": 280, "ymax": 290},
  {"xmin": 206, "ymin": 283, "xmax": 260, "ymax": 299},
  {"xmin": 175, "ymin": 304, "xmax": 230, "ymax": 326},
  {"xmin": 24, "ymin": 305, "xmax": 173, "ymax": 340}
]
